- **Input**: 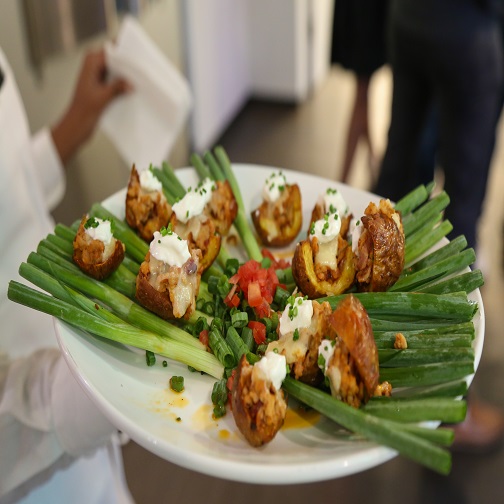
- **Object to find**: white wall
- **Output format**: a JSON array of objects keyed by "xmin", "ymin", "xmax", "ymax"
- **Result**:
[
  {"xmin": 308, "ymin": 0, "xmax": 335, "ymax": 95},
  {"xmin": 248, "ymin": 0, "xmax": 309, "ymax": 102},
  {"xmin": 183, "ymin": 0, "xmax": 335, "ymax": 152},
  {"xmin": 182, "ymin": 0, "xmax": 251, "ymax": 153},
  {"xmin": 0, "ymin": 0, "xmax": 188, "ymax": 225},
  {"xmin": 248, "ymin": 0, "xmax": 334, "ymax": 101}
]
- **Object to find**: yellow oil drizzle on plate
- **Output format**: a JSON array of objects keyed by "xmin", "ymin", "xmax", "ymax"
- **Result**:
[
  {"xmin": 192, "ymin": 404, "xmax": 216, "ymax": 431},
  {"xmin": 146, "ymin": 387, "xmax": 190, "ymax": 422},
  {"xmin": 218, "ymin": 429, "xmax": 231, "ymax": 440},
  {"xmin": 282, "ymin": 406, "xmax": 321, "ymax": 430}
]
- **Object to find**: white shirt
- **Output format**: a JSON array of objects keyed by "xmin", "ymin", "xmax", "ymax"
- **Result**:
[{"xmin": 0, "ymin": 48, "xmax": 134, "ymax": 503}]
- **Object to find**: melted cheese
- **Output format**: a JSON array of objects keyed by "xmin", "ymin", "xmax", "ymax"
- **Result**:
[
  {"xmin": 315, "ymin": 240, "xmax": 338, "ymax": 270},
  {"xmin": 175, "ymin": 214, "xmax": 206, "ymax": 240},
  {"xmin": 267, "ymin": 328, "xmax": 311, "ymax": 365},
  {"xmin": 172, "ymin": 276, "xmax": 196, "ymax": 318}
]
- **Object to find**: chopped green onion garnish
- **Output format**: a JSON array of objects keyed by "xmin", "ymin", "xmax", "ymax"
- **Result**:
[
  {"xmin": 170, "ymin": 376, "xmax": 185, "ymax": 392},
  {"xmin": 146, "ymin": 350, "xmax": 156, "ymax": 366}
]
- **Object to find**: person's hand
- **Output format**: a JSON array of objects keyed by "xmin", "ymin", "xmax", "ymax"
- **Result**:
[{"xmin": 51, "ymin": 48, "xmax": 130, "ymax": 165}]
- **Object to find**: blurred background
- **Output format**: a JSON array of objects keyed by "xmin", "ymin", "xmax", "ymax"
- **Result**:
[{"xmin": 1, "ymin": 0, "xmax": 503, "ymax": 502}]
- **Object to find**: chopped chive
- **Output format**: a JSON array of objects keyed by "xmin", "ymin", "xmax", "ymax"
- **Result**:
[
  {"xmin": 146, "ymin": 350, "xmax": 156, "ymax": 366},
  {"xmin": 170, "ymin": 376, "xmax": 185, "ymax": 392}
]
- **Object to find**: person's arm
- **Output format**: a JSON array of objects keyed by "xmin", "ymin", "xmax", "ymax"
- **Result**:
[
  {"xmin": 51, "ymin": 49, "xmax": 129, "ymax": 166},
  {"xmin": 0, "ymin": 349, "xmax": 117, "ymax": 498}
]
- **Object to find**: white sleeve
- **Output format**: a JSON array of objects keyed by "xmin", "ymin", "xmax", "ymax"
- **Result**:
[
  {"xmin": 29, "ymin": 129, "xmax": 66, "ymax": 211},
  {"xmin": 0, "ymin": 349, "xmax": 116, "ymax": 498}
]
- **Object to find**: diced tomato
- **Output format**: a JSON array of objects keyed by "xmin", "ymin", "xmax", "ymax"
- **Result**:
[
  {"xmin": 254, "ymin": 299, "xmax": 271, "ymax": 318},
  {"xmin": 248, "ymin": 320, "xmax": 267, "ymax": 345},
  {"xmin": 223, "ymin": 283, "xmax": 240, "ymax": 308},
  {"xmin": 199, "ymin": 329, "xmax": 209, "ymax": 347},
  {"xmin": 229, "ymin": 258, "xmax": 281, "ymax": 318},
  {"xmin": 247, "ymin": 281, "xmax": 262, "ymax": 307},
  {"xmin": 228, "ymin": 273, "xmax": 240, "ymax": 285},
  {"xmin": 261, "ymin": 248, "xmax": 291, "ymax": 270}
]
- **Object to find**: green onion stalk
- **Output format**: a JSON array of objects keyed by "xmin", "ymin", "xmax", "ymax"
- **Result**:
[
  {"xmin": 362, "ymin": 396, "xmax": 467, "ymax": 423},
  {"xmin": 8, "ymin": 281, "xmax": 224, "ymax": 379},
  {"xmin": 25, "ymin": 252, "xmax": 204, "ymax": 349},
  {"xmin": 388, "ymin": 248, "xmax": 476, "ymax": 292},
  {"xmin": 283, "ymin": 377, "xmax": 454, "ymax": 475},
  {"xmin": 402, "ymin": 191, "xmax": 450, "ymax": 237},
  {"xmin": 189, "ymin": 147, "xmax": 263, "ymax": 262},
  {"xmin": 213, "ymin": 146, "xmax": 263, "ymax": 261},
  {"xmin": 320, "ymin": 291, "xmax": 478, "ymax": 322}
]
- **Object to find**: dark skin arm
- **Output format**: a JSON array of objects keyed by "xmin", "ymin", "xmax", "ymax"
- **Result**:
[{"xmin": 51, "ymin": 49, "xmax": 129, "ymax": 166}]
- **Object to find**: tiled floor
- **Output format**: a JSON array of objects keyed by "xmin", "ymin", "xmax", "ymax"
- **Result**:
[{"xmin": 122, "ymin": 66, "xmax": 504, "ymax": 504}]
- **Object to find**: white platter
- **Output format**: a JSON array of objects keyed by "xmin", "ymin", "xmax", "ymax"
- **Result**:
[{"xmin": 55, "ymin": 164, "xmax": 484, "ymax": 484}]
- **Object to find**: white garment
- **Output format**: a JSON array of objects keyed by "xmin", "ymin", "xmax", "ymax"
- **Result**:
[{"xmin": 0, "ymin": 48, "xmax": 134, "ymax": 503}]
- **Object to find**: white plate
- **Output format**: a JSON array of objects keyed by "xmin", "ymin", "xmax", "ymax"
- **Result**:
[{"xmin": 55, "ymin": 164, "xmax": 484, "ymax": 484}]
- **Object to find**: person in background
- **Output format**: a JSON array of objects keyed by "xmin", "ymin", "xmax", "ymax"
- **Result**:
[
  {"xmin": 374, "ymin": 0, "xmax": 504, "ymax": 452},
  {"xmin": 331, "ymin": 0, "xmax": 389, "ymax": 184},
  {"xmin": 0, "ymin": 46, "xmax": 135, "ymax": 503},
  {"xmin": 374, "ymin": 0, "xmax": 503, "ymax": 251}
]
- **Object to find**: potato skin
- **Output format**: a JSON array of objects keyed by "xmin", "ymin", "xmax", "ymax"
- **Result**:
[
  {"xmin": 292, "ymin": 237, "xmax": 355, "ymax": 298},
  {"xmin": 125, "ymin": 165, "xmax": 171, "ymax": 242},
  {"xmin": 268, "ymin": 300, "xmax": 333, "ymax": 387},
  {"xmin": 73, "ymin": 216, "xmax": 125, "ymax": 280},
  {"xmin": 251, "ymin": 183, "xmax": 302, "ymax": 247},
  {"xmin": 169, "ymin": 213, "xmax": 221, "ymax": 273},
  {"xmin": 135, "ymin": 260, "xmax": 176, "ymax": 319},
  {"xmin": 135, "ymin": 250, "xmax": 201, "ymax": 320},
  {"xmin": 206, "ymin": 180, "xmax": 238, "ymax": 235},
  {"xmin": 328, "ymin": 294, "xmax": 379, "ymax": 397},
  {"xmin": 355, "ymin": 201, "xmax": 405, "ymax": 292},
  {"xmin": 231, "ymin": 355, "xmax": 287, "ymax": 447}
]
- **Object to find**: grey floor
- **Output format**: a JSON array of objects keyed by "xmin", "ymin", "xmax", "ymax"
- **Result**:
[{"xmin": 122, "ymin": 66, "xmax": 504, "ymax": 504}]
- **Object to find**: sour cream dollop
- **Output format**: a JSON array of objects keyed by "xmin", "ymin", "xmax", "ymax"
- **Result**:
[
  {"xmin": 317, "ymin": 339, "xmax": 336, "ymax": 374},
  {"xmin": 172, "ymin": 178, "xmax": 215, "ymax": 223},
  {"xmin": 323, "ymin": 188, "xmax": 349, "ymax": 217},
  {"xmin": 349, "ymin": 218, "xmax": 363, "ymax": 254},
  {"xmin": 279, "ymin": 297, "xmax": 313, "ymax": 337},
  {"xmin": 149, "ymin": 230, "xmax": 191, "ymax": 267},
  {"xmin": 309, "ymin": 212, "xmax": 341, "ymax": 244},
  {"xmin": 255, "ymin": 351, "xmax": 287, "ymax": 391},
  {"xmin": 262, "ymin": 171, "xmax": 287, "ymax": 203},
  {"xmin": 85, "ymin": 218, "xmax": 113, "ymax": 246},
  {"xmin": 138, "ymin": 167, "xmax": 163, "ymax": 192}
]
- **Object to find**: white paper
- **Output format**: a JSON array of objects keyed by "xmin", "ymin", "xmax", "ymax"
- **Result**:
[{"xmin": 100, "ymin": 15, "xmax": 192, "ymax": 169}]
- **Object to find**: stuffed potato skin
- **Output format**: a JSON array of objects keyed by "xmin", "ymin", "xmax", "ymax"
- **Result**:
[
  {"xmin": 206, "ymin": 180, "xmax": 238, "ymax": 235},
  {"xmin": 73, "ymin": 216, "xmax": 125, "ymax": 280},
  {"xmin": 169, "ymin": 213, "xmax": 221, "ymax": 273},
  {"xmin": 310, "ymin": 201, "xmax": 352, "ymax": 239},
  {"xmin": 251, "ymin": 183, "xmax": 302, "ymax": 247},
  {"xmin": 231, "ymin": 355, "xmax": 287, "ymax": 447},
  {"xmin": 355, "ymin": 200, "xmax": 405, "ymax": 292},
  {"xmin": 135, "ymin": 249, "xmax": 201, "ymax": 320},
  {"xmin": 267, "ymin": 300, "xmax": 333, "ymax": 386},
  {"xmin": 125, "ymin": 165, "xmax": 172, "ymax": 242},
  {"xmin": 292, "ymin": 236, "xmax": 355, "ymax": 299},
  {"xmin": 328, "ymin": 294, "xmax": 380, "ymax": 399}
]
